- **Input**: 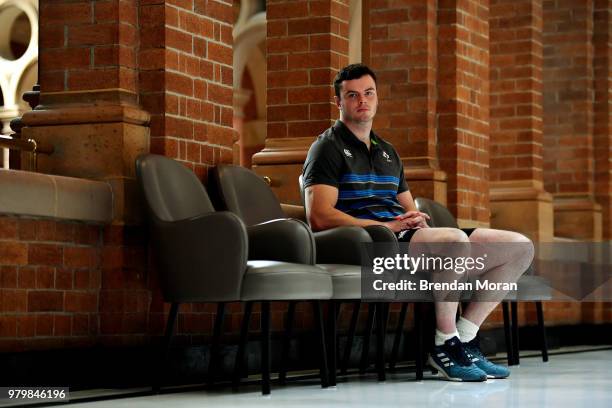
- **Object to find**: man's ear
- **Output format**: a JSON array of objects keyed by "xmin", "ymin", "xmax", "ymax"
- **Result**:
[{"xmin": 334, "ymin": 95, "xmax": 341, "ymax": 109}]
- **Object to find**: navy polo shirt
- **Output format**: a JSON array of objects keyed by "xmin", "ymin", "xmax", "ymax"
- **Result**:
[{"xmin": 302, "ymin": 120, "xmax": 409, "ymax": 221}]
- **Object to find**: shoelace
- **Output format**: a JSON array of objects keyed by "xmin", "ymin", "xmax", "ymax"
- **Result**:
[
  {"xmin": 445, "ymin": 340, "xmax": 473, "ymax": 367},
  {"xmin": 465, "ymin": 339, "xmax": 486, "ymax": 361}
]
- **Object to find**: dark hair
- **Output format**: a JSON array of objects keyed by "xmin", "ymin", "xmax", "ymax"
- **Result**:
[{"xmin": 333, "ymin": 64, "xmax": 377, "ymax": 98}]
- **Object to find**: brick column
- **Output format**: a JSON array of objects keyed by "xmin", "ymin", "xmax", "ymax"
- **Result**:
[
  {"xmin": 19, "ymin": 0, "xmax": 235, "ymax": 345},
  {"xmin": 489, "ymin": 0, "xmax": 553, "ymax": 241},
  {"xmin": 140, "ymin": 0, "xmax": 235, "ymax": 181},
  {"xmin": 593, "ymin": 0, "xmax": 611, "ymax": 239},
  {"xmin": 23, "ymin": 0, "xmax": 235, "ymax": 217},
  {"xmin": 543, "ymin": 0, "xmax": 601, "ymax": 240},
  {"xmin": 252, "ymin": 0, "xmax": 349, "ymax": 204},
  {"xmin": 436, "ymin": 0, "xmax": 490, "ymax": 227},
  {"xmin": 368, "ymin": 0, "xmax": 447, "ymax": 203}
]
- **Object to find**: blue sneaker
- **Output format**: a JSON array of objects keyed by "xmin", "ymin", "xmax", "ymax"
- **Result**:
[
  {"xmin": 428, "ymin": 336, "xmax": 487, "ymax": 382},
  {"xmin": 463, "ymin": 338, "xmax": 510, "ymax": 379}
]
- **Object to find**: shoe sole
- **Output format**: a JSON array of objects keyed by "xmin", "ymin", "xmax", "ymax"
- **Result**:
[
  {"xmin": 428, "ymin": 356, "xmax": 487, "ymax": 382},
  {"xmin": 486, "ymin": 373, "xmax": 510, "ymax": 379}
]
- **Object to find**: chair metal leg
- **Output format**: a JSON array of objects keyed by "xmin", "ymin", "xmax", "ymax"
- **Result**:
[
  {"xmin": 511, "ymin": 301, "xmax": 520, "ymax": 365},
  {"xmin": 261, "ymin": 301, "xmax": 271, "ymax": 395},
  {"xmin": 328, "ymin": 300, "xmax": 338, "ymax": 386},
  {"xmin": 360, "ymin": 303, "xmax": 376, "ymax": 374},
  {"xmin": 375, "ymin": 303, "xmax": 387, "ymax": 381},
  {"xmin": 502, "ymin": 301, "xmax": 513, "ymax": 366},
  {"xmin": 312, "ymin": 300, "xmax": 330, "ymax": 388},
  {"xmin": 278, "ymin": 301, "xmax": 296, "ymax": 385},
  {"xmin": 414, "ymin": 302, "xmax": 423, "ymax": 381},
  {"xmin": 208, "ymin": 302, "xmax": 226, "ymax": 387},
  {"xmin": 389, "ymin": 302, "xmax": 408, "ymax": 370},
  {"xmin": 233, "ymin": 301, "xmax": 253, "ymax": 387},
  {"xmin": 341, "ymin": 300, "xmax": 360, "ymax": 375},
  {"xmin": 535, "ymin": 301, "xmax": 549, "ymax": 362},
  {"xmin": 154, "ymin": 302, "xmax": 180, "ymax": 393}
]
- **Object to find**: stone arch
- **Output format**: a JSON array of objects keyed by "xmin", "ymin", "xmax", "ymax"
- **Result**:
[
  {"xmin": 0, "ymin": 0, "xmax": 38, "ymax": 108},
  {"xmin": 0, "ymin": 0, "xmax": 36, "ymax": 63}
]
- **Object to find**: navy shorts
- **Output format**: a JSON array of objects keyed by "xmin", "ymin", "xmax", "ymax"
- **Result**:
[{"xmin": 395, "ymin": 228, "xmax": 476, "ymax": 242}]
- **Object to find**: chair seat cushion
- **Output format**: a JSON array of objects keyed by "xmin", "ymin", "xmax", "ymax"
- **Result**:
[
  {"xmin": 316, "ymin": 264, "xmax": 361, "ymax": 299},
  {"xmin": 318, "ymin": 264, "xmax": 398, "ymax": 300},
  {"xmin": 241, "ymin": 261, "xmax": 332, "ymax": 301}
]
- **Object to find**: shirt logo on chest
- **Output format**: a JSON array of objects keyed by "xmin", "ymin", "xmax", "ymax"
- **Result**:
[
  {"xmin": 382, "ymin": 151, "xmax": 391, "ymax": 162},
  {"xmin": 343, "ymin": 149, "xmax": 353, "ymax": 158}
]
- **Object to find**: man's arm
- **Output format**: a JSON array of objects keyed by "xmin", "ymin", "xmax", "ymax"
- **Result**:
[{"xmin": 305, "ymin": 184, "xmax": 414, "ymax": 232}]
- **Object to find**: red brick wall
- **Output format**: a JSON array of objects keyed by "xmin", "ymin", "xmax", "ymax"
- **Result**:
[
  {"xmin": 266, "ymin": 0, "xmax": 350, "ymax": 140},
  {"xmin": 437, "ymin": 0, "xmax": 490, "ymax": 224},
  {"xmin": 490, "ymin": 0, "xmax": 544, "ymax": 183},
  {"xmin": 369, "ymin": 0, "xmax": 438, "ymax": 165},
  {"xmin": 39, "ymin": 0, "xmax": 138, "ymax": 95},
  {"xmin": 593, "ymin": 0, "xmax": 612, "ymax": 239},
  {"xmin": 0, "ymin": 216, "xmax": 102, "ymax": 351},
  {"xmin": 141, "ymin": 0, "xmax": 235, "ymax": 181},
  {"xmin": 543, "ymin": 0, "xmax": 594, "ymax": 196}
]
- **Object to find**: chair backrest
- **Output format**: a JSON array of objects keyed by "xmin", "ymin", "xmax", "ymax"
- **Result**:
[
  {"xmin": 136, "ymin": 154, "xmax": 214, "ymax": 222},
  {"xmin": 210, "ymin": 165, "xmax": 285, "ymax": 226},
  {"xmin": 414, "ymin": 197, "xmax": 459, "ymax": 229}
]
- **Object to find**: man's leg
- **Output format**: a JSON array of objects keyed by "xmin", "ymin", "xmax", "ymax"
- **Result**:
[
  {"xmin": 461, "ymin": 229, "xmax": 534, "ymax": 329},
  {"xmin": 410, "ymin": 228, "xmax": 467, "ymax": 335},
  {"xmin": 457, "ymin": 228, "xmax": 534, "ymax": 378},
  {"xmin": 409, "ymin": 228, "xmax": 487, "ymax": 381}
]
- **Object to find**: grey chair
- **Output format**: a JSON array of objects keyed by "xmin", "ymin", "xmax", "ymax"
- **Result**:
[
  {"xmin": 210, "ymin": 165, "xmax": 394, "ymax": 385},
  {"xmin": 135, "ymin": 154, "xmax": 333, "ymax": 395},
  {"xmin": 414, "ymin": 197, "xmax": 549, "ymax": 366}
]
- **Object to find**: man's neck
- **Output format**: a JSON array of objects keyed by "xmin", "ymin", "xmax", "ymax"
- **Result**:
[{"xmin": 340, "ymin": 119, "xmax": 372, "ymax": 148}]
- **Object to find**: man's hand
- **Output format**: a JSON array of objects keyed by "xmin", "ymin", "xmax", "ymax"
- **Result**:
[
  {"xmin": 383, "ymin": 218, "xmax": 415, "ymax": 232},
  {"xmin": 395, "ymin": 211, "xmax": 430, "ymax": 229},
  {"xmin": 382, "ymin": 213, "xmax": 429, "ymax": 232}
]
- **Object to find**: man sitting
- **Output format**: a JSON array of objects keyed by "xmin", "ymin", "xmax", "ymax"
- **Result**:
[{"xmin": 302, "ymin": 63, "xmax": 534, "ymax": 382}]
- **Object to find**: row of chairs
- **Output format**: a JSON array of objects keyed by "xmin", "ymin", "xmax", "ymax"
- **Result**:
[{"xmin": 136, "ymin": 154, "xmax": 548, "ymax": 395}]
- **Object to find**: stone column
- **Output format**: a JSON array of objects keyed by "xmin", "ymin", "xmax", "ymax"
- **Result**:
[
  {"xmin": 368, "ymin": 0, "xmax": 447, "ymax": 203},
  {"xmin": 252, "ymin": 0, "xmax": 350, "ymax": 204},
  {"xmin": 489, "ymin": 0, "xmax": 553, "ymax": 241},
  {"xmin": 232, "ymin": 88, "xmax": 252, "ymax": 166}
]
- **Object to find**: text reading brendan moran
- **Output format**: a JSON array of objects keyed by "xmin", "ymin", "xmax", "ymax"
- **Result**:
[{"xmin": 370, "ymin": 253, "xmax": 518, "ymax": 292}]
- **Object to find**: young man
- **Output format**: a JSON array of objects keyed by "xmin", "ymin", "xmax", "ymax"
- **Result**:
[{"xmin": 302, "ymin": 64, "xmax": 534, "ymax": 382}]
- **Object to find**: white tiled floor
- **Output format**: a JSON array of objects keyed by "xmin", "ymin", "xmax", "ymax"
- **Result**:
[{"xmin": 67, "ymin": 349, "xmax": 612, "ymax": 408}]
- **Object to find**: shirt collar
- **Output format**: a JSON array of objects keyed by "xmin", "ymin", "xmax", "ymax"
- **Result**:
[{"xmin": 333, "ymin": 120, "xmax": 381, "ymax": 149}]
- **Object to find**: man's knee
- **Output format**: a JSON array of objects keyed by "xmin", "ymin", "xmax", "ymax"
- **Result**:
[{"xmin": 427, "ymin": 227, "xmax": 470, "ymax": 244}]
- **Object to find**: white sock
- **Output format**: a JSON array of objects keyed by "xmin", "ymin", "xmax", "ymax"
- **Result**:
[
  {"xmin": 435, "ymin": 329, "xmax": 459, "ymax": 346},
  {"xmin": 456, "ymin": 316, "xmax": 479, "ymax": 343}
]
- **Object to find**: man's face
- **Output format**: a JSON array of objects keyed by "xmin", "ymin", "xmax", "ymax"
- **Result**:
[{"xmin": 335, "ymin": 75, "xmax": 378, "ymax": 124}]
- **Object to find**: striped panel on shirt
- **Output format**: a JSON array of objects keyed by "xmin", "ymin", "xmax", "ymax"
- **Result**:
[{"xmin": 336, "ymin": 173, "xmax": 404, "ymax": 221}]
